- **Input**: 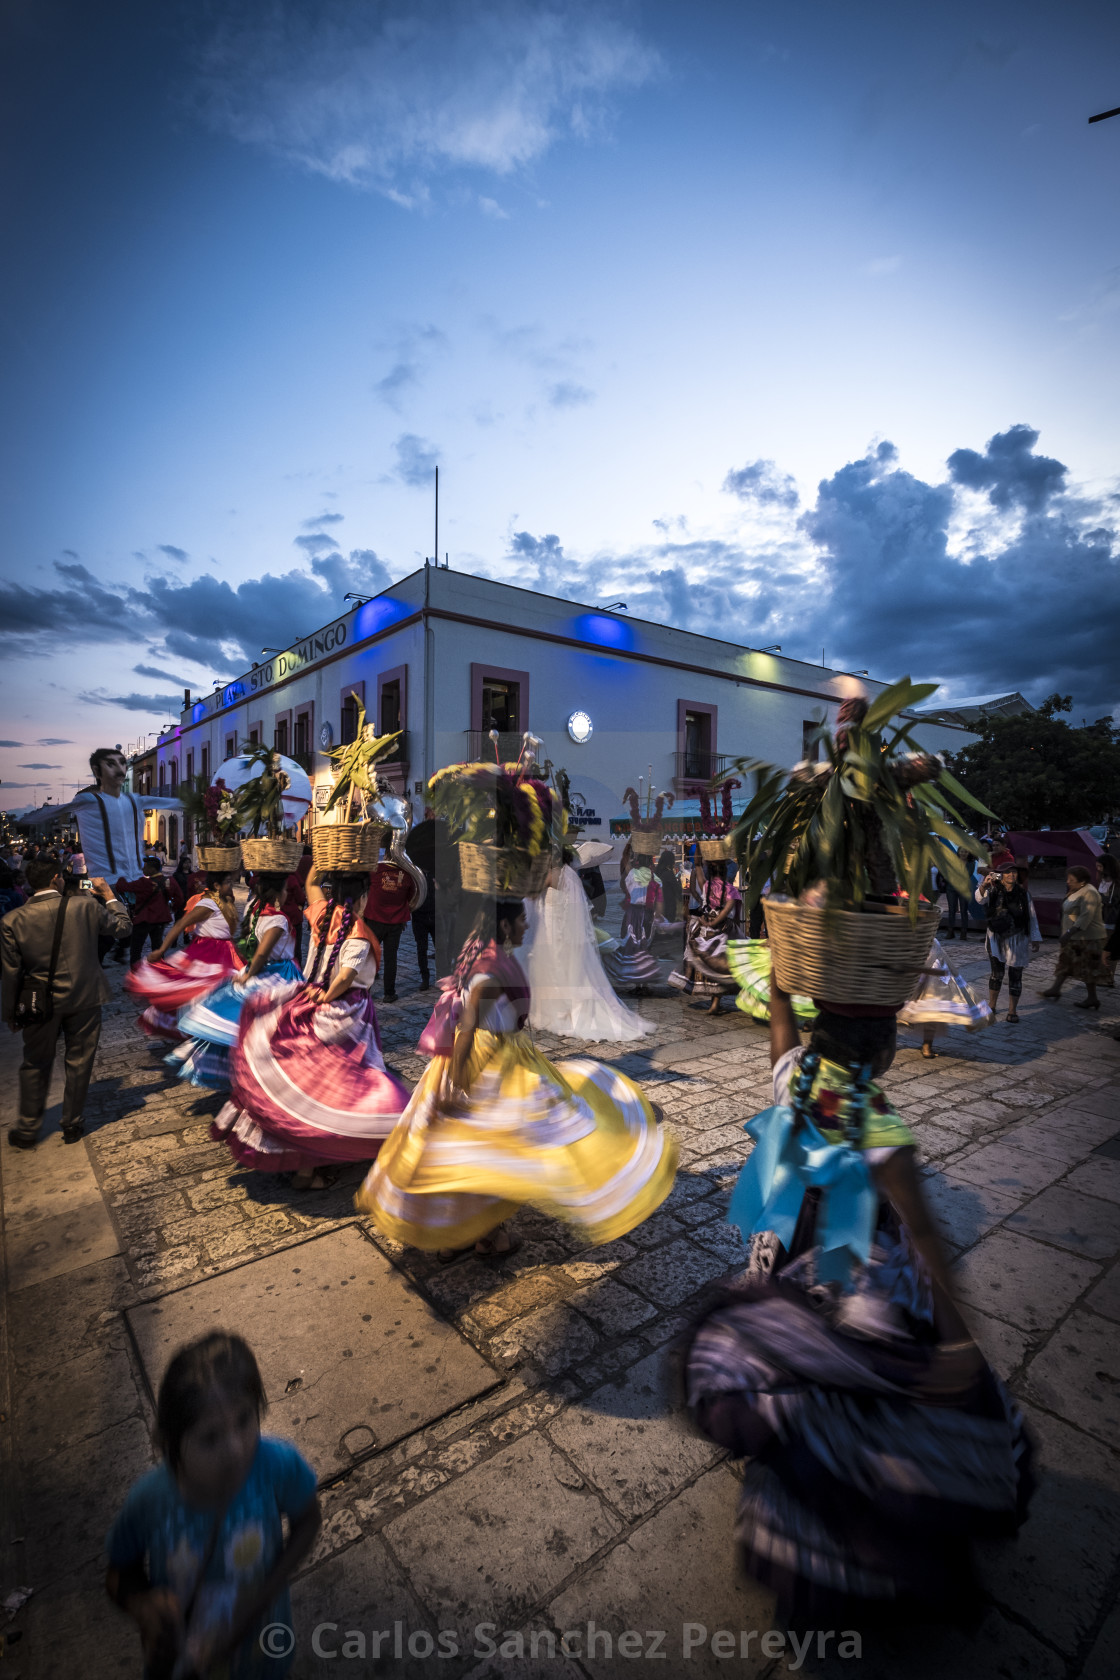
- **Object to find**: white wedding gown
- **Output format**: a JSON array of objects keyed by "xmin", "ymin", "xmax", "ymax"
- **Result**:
[{"xmin": 522, "ymin": 865, "xmax": 654, "ymax": 1042}]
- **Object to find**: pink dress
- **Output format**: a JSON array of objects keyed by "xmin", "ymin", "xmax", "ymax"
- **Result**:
[
  {"xmin": 211, "ymin": 902, "xmax": 410, "ymax": 1174},
  {"xmin": 123, "ymin": 895, "xmax": 242, "ymax": 1040}
]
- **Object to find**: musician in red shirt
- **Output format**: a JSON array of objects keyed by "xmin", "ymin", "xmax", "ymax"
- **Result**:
[
  {"xmin": 115, "ymin": 858, "xmax": 185, "ymax": 967},
  {"xmin": 364, "ymin": 841, "xmax": 413, "ymax": 1002}
]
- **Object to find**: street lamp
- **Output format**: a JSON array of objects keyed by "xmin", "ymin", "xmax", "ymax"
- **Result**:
[
  {"xmin": 756, "ymin": 644, "xmax": 781, "ymax": 654},
  {"xmin": 596, "ymin": 601, "xmax": 627, "ymax": 612},
  {"xmin": 343, "ymin": 594, "xmax": 374, "ymax": 607}
]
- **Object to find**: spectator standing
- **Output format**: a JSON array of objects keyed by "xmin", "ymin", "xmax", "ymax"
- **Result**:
[
  {"xmin": 116, "ymin": 857, "xmax": 185, "ymax": 967},
  {"xmin": 1, "ymin": 858, "xmax": 130, "ymax": 1146},
  {"xmin": 364, "ymin": 838, "xmax": 413, "ymax": 1002},
  {"xmin": 404, "ymin": 808, "xmax": 437, "ymax": 990},
  {"xmin": 1041, "ymin": 865, "xmax": 1108, "ymax": 1010},
  {"xmin": 0, "ymin": 864, "xmax": 25, "ymax": 916}
]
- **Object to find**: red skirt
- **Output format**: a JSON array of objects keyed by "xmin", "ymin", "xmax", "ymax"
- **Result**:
[
  {"xmin": 211, "ymin": 982, "xmax": 410, "ymax": 1173},
  {"xmin": 124, "ymin": 937, "xmax": 242, "ymax": 1041}
]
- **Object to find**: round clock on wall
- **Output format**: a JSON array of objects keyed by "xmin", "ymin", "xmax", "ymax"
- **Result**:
[
  {"xmin": 318, "ymin": 721, "xmax": 334, "ymax": 750},
  {"xmin": 566, "ymin": 710, "xmax": 593, "ymax": 744}
]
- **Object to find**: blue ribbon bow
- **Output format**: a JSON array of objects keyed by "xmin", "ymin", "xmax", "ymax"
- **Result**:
[{"xmin": 727, "ymin": 1105, "xmax": 877, "ymax": 1286}]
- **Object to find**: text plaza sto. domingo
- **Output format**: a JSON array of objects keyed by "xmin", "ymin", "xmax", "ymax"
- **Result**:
[{"xmin": 301, "ymin": 1620, "xmax": 864, "ymax": 1663}]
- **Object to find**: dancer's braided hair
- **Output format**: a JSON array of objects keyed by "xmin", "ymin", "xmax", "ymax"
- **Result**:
[{"xmin": 308, "ymin": 872, "xmax": 368, "ymax": 987}]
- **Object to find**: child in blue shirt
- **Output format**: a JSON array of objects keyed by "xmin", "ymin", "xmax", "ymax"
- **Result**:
[{"xmin": 106, "ymin": 1332, "xmax": 320, "ymax": 1679}]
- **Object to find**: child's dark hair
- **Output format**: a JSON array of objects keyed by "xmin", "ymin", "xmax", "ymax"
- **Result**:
[
  {"xmin": 248, "ymin": 870, "xmax": 288, "ymax": 904},
  {"xmin": 157, "ymin": 1332, "xmax": 266, "ymax": 1469},
  {"xmin": 495, "ymin": 898, "xmax": 524, "ymax": 940},
  {"xmin": 204, "ymin": 870, "xmax": 234, "ymax": 893}
]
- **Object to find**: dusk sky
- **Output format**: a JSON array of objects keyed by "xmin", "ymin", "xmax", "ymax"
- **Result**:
[{"xmin": 2, "ymin": 0, "xmax": 1119, "ymax": 810}]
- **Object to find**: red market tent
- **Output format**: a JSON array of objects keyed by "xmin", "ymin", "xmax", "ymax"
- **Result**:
[{"xmin": 1003, "ymin": 829, "xmax": 1104, "ymax": 934}]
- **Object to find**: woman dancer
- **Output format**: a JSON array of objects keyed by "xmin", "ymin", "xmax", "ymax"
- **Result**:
[
  {"xmin": 669, "ymin": 858, "xmax": 743, "ymax": 1015},
  {"xmin": 521, "ymin": 855, "xmax": 653, "ymax": 1041},
  {"xmin": 898, "ymin": 934, "xmax": 993, "ymax": 1056},
  {"xmin": 1040, "ymin": 864, "xmax": 1108, "ymax": 1010},
  {"xmin": 976, "ymin": 857, "xmax": 1040, "ymax": 1023},
  {"xmin": 356, "ymin": 899, "xmax": 677, "ymax": 1258},
  {"xmin": 684, "ymin": 979, "xmax": 1032, "ymax": 1624},
  {"xmin": 601, "ymin": 841, "xmax": 664, "ymax": 991},
  {"xmin": 168, "ymin": 873, "xmax": 305, "ymax": 1089},
  {"xmin": 211, "ymin": 867, "xmax": 409, "ymax": 1190},
  {"xmin": 124, "ymin": 872, "xmax": 242, "ymax": 1040}
]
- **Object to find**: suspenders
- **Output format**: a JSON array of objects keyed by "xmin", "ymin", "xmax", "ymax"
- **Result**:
[{"xmin": 90, "ymin": 791, "xmax": 143, "ymax": 876}]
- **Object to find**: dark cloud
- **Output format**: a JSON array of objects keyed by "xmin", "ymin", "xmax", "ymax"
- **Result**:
[
  {"xmin": 78, "ymin": 690, "xmax": 182, "ymax": 713},
  {"xmin": 723, "ymin": 458, "xmax": 800, "ymax": 510},
  {"xmin": 0, "ymin": 740, "xmax": 24, "ymax": 747},
  {"xmin": 158, "ymin": 544, "xmax": 189, "ymax": 562},
  {"xmin": 393, "ymin": 433, "xmax": 439, "ymax": 487},
  {"xmin": 18, "ymin": 763, "xmax": 61, "ymax": 769},
  {"xmin": 0, "ymin": 550, "xmax": 394, "ymax": 671},
  {"xmin": 548, "ymin": 381, "xmax": 594, "ymax": 409},
  {"xmin": 947, "ymin": 424, "xmax": 1066, "ymax": 512},
  {"xmin": 134, "ymin": 663, "xmax": 192, "ymax": 685},
  {"xmin": 374, "ymin": 324, "xmax": 447, "ymax": 408},
  {"xmin": 301, "ymin": 512, "xmax": 344, "ymax": 528},
  {"xmin": 798, "ymin": 430, "xmax": 1118, "ymax": 716},
  {"xmin": 38, "ymin": 738, "xmax": 73, "ymax": 745},
  {"xmin": 294, "ymin": 532, "xmax": 341, "ymax": 554}
]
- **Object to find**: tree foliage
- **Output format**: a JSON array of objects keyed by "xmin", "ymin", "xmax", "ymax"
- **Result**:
[{"xmin": 947, "ymin": 696, "xmax": 1120, "ymax": 830}]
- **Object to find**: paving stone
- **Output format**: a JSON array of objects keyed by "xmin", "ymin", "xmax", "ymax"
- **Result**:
[
  {"xmin": 947, "ymin": 1139, "xmax": 1072, "ymax": 1198},
  {"xmin": 547, "ymin": 1351, "xmax": 720, "ymax": 1520},
  {"xmin": 1001, "ymin": 1111, "xmax": 1120, "ymax": 1161},
  {"xmin": 128, "ymin": 1225, "xmax": 500, "ymax": 1478},
  {"xmin": 1005, "ymin": 1184, "xmax": 1120, "ymax": 1260},
  {"xmin": 966, "ymin": 1307, "xmax": 1030, "ymax": 1379},
  {"xmin": 384, "ymin": 1431, "xmax": 621, "ymax": 1638},
  {"xmin": 798, "ymin": 1609, "xmax": 1065, "ymax": 1680},
  {"xmin": 954, "ymin": 1230, "xmax": 1101, "ymax": 1331},
  {"xmin": 918, "ymin": 1169, "xmax": 1022, "ymax": 1248},
  {"xmin": 548, "ymin": 1466, "xmax": 774, "ymax": 1679},
  {"xmin": 1021, "ymin": 1307, "xmax": 1120, "ymax": 1447},
  {"xmin": 1067, "ymin": 1156, "xmax": 1120, "ymax": 1205},
  {"xmin": 1076, "ymin": 1598, "xmax": 1120, "ymax": 1680},
  {"xmin": 568, "ymin": 1277, "xmax": 657, "ymax": 1336},
  {"xmin": 20, "ymin": 1415, "xmax": 156, "ymax": 1586},
  {"xmin": 619, "ymin": 1237, "xmax": 729, "ymax": 1307},
  {"xmin": 16, "ymin": 1557, "xmax": 138, "ymax": 1680},
  {"xmin": 1061, "ymin": 1087, "xmax": 1119, "ymax": 1120},
  {"xmin": 559, "ymin": 1236, "xmax": 638, "ymax": 1283},
  {"xmin": 1085, "ymin": 1261, "xmax": 1120, "ymax": 1323},
  {"xmin": 290, "ymin": 1533, "xmax": 436, "ymax": 1679},
  {"xmin": 976, "ymin": 1403, "xmax": 1120, "ymax": 1656},
  {"xmin": 623, "ymin": 1210, "xmax": 685, "ymax": 1250},
  {"xmin": 466, "ymin": 1270, "xmax": 566, "ymax": 1330},
  {"xmin": 6, "ymin": 1254, "xmax": 135, "ymax": 1376},
  {"xmin": 489, "ymin": 1300, "xmax": 600, "ymax": 1375},
  {"xmin": 14, "ymin": 1342, "xmax": 143, "ymax": 1463}
]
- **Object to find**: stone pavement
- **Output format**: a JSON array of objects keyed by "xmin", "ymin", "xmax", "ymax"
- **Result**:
[{"xmin": 1, "ymin": 930, "xmax": 1118, "ymax": 1680}]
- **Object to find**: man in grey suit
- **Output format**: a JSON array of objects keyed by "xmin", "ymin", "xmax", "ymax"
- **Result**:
[{"xmin": 1, "ymin": 855, "xmax": 130, "ymax": 1147}]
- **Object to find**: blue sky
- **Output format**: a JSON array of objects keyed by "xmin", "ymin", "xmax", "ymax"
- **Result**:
[{"xmin": 2, "ymin": 0, "xmax": 1118, "ymax": 808}]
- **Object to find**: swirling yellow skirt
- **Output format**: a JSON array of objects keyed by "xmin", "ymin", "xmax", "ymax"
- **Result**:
[{"xmin": 355, "ymin": 1029, "xmax": 678, "ymax": 1251}]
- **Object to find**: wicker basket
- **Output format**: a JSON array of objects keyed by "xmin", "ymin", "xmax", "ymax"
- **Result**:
[
  {"xmin": 764, "ymin": 898, "xmax": 942, "ymax": 1007},
  {"xmin": 240, "ymin": 837, "xmax": 304, "ymax": 873},
  {"xmin": 699, "ymin": 837, "xmax": 734, "ymax": 861},
  {"xmin": 459, "ymin": 843, "xmax": 553, "ymax": 897},
  {"xmin": 196, "ymin": 844, "xmax": 242, "ymax": 872},
  {"xmin": 628, "ymin": 827, "xmax": 662, "ymax": 857},
  {"xmin": 311, "ymin": 823, "xmax": 384, "ymax": 871}
]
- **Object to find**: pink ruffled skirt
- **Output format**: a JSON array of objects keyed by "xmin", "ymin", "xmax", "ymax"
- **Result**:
[{"xmin": 124, "ymin": 937, "xmax": 242, "ymax": 1041}]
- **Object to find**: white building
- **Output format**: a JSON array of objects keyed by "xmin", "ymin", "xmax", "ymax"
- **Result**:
[{"xmin": 150, "ymin": 566, "xmax": 976, "ymax": 859}]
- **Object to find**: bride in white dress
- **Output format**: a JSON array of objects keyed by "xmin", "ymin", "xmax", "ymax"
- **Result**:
[{"xmin": 521, "ymin": 860, "xmax": 654, "ymax": 1042}]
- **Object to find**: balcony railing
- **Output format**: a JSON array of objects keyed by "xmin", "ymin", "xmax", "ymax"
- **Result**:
[
  {"xmin": 465, "ymin": 730, "xmax": 532, "ymax": 764},
  {"xmin": 672, "ymin": 750, "xmax": 736, "ymax": 786}
]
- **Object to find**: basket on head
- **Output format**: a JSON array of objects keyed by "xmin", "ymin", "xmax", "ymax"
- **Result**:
[
  {"xmin": 196, "ymin": 844, "xmax": 242, "ymax": 872},
  {"xmin": 763, "ymin": 898, "xmax": 941, "ymax": 1008},
  {"xmin": 699, "ymin": 837, "xmax": 734, "ymax": 861},
  {"xmin": 240, "ymin": 837, "xmax": 304, "ymax": 873},
  {"xmin": 628, "ymin": 827, "xmax": 662, "ymax": 857},
  {"xmin": 458, "ymin": 843, "xmax": 553, "ymax": 897},
  {"xmin": 311, "ymin": 823, "xmax": 384, "ymax": 871}
]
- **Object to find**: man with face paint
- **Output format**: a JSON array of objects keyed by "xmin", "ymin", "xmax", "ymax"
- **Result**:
[{"xmin": 72, "ymin": 747, "xmax": 182, "ymax": 883}]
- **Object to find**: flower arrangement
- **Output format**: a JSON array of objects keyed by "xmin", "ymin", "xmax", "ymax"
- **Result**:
[
  {"xmin": 181, "ymin": 773, "xmax": 241, "ymax": 845},
  {"xmin": 323, "ymin": 692, "xmax": 403, "ymax": 822},
  {"xmin": 698, "ymin": 781, "xmax": 739, "ymax": 836},
  {"xmin": 723, "ymin": 680, "xmax": 995, "ymax": 922},
  {"xmin": 428, "ymin": 761, "xmax": 566, "ymax": 856},
  {"xmin": 235, "ymin": 744, "xmax": 290, "ymax": 838}
]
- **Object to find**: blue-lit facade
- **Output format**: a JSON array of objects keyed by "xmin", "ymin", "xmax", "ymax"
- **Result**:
[{"xmin": 148, "ymin": 566, "xmax": 976, "ymax": 865}]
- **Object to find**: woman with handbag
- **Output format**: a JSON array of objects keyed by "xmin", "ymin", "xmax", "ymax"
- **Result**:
[{"xmin": 976, "ymin": 858, "xmax": 1040, "ymax": 1024}]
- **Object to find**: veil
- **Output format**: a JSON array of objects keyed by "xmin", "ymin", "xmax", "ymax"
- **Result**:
[{"xmin": 521, "ymin": 864, "xmax": 654, "ymax": 1042}]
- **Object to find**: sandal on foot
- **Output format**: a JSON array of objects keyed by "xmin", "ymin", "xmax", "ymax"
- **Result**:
[
  {"xmin": 292, "ymin": 1167, "xmax": 340, "ymax": 1191},
  {"xmin": 437, "ymin": 1245, "xmax": 474, "ymax": 1264},
  {"xmin": 1006, "ymin": 1011, "xmax": 1020, "ymax": 1023},
  {"xmin": 921, "ymin": 1043, "xmax": 940, "ymax": 1059},
  {"xmin": 1075, "ymin": 998, "xmax": 1101, "ymax": 1010},
  {"xmin": 475, "ymin": 1231, "xmax": 522, "ymax": 1259}
]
